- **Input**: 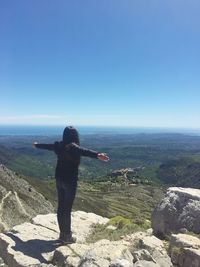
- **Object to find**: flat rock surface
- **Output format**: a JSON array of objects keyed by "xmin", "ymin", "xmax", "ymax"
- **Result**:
[
  {"xmin": 169, "ymin": 187, "xmax": 200, "ymax": 199},
  {"xmin": 170, "ymin": 233, "xmax": 200, "ymax": 249},
  {"xmin": 0, "ymin": 211, "xmax": 173, "ymax": 267},
  {"xmin": 0, "ymin": 211, "xmax": 109, "ymax": 267}
]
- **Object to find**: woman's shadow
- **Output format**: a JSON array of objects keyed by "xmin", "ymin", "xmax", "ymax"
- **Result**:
[{"xmin": 6, "ymin": 232, "xmax": 62, "ymax": 264}]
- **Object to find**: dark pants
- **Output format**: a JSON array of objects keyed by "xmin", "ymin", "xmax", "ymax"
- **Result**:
[{"xmin": 56, "ymin": 178, "xmax": 77, "ymax": 235}]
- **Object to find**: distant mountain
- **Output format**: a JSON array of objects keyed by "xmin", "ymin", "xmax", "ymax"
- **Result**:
[
  {"xmin": 157, "ymin": 157, "xmax": 200, "ymax": 188},
  {"xmin": 1, "ymin": 133, "xmax": 200, "ymax": 183},
  {"xmin": 0, "ymin": 164, "xmax": 54, "ymax": 232}
]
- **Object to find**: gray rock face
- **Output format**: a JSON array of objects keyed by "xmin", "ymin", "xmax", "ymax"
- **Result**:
[
  {"xmin": 127, "ymin": 232, "xmax": 172, "ymax": 267},
  {"xmin": 169, "ymin": 233, "xmax": 200, "ymax": 267},
  {"xmin": 53, "ymin": 232, "xmax": 173, "ymax": 267},
  {"xmin": 0, "ymin": 212, "xmax": 173, "ymax": 267},
  {"xmin": 0, "ymin": 164, "xmax": 54, "ymax": 231},
  {"xmin": 151, "ymin": 187, "xmax": 200, "ymax": 237},
  {"xmin": 54, "ymin": 240, "xmax": 133, "ymax": 267},
  {"xmin": 53, "ymin": 239, "xmax": 134, "ymax": 267}
]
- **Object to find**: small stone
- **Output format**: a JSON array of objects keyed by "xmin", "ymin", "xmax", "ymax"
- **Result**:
[
  {"xmin": 179, "ymin": 228, "xmax": 188, "ymax": 234},
  {"xmin": 106, "ymin": 225, "xmax": 117, "ymax": 230},
  {"xmin": 110, "ymin": 258, "xmax": 133, "ymax": 267}
]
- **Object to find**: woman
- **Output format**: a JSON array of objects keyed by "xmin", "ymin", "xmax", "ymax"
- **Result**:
[{"xmin": 33, "ymin": 126, "xmax": 109, "ymax": 244}]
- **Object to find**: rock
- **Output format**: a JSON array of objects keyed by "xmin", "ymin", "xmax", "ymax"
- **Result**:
[
  {"xmin": 171, "ymin": 247, "xmax": 200, "ymax": 267},
  {"xmin": 152, "ymin": 187, "xmax": 200, "ymax": 237},
  {"xmin": 0, "ymin": 257, "xmax": 7, "ymax": 267},
  {"xmin": 71, "ymin": 211, "xmax": 109, "ymax": 243},
  {"xmin": 53, "ymin": 239, "xmax": 133, "ymax": 267},
  {"xmin": 53, "ymin": 243, "xmax": 90, "ymax": 267},
  {"xmin": 86, "ymin": 239, "xmax": 133, "ymax": 262},
  {"xmin": 170, "ymin": 233, "xmax": 200, "ymax": 249},
  {"xmin": 132, "ymin": 249, "xmax": 156, "ymax": 263},
  {"xmin": 127, "ymin": 232, "xmax": 172, "ymax": 267},
  {"xmin": 0, "ymin": 210, "xmax": 174, "ymax": 267},
  {"xmin": 106, "ymin": 225, "xmax": 117, "ymax": 230},
  {"xmin": 139, "ymin": 235, "xmax": 164, "ymax": 251},
  {"xmin": 79, "ymin": 258, "xmax": 110, "ymax": 267},
  {"xmin": 169, "ymin": 233, "xmax": 200, "ymax": 266},
  {"xmin": 0, "ymin": 222, "xmax": 58, "ymax": 267},
  {"xmin": 138, "ymin": 236, "xmax": 172, "ymax": 267},
  {"xmin": 0, "ymin": 165, "xmax": 54, "ymax": 232},
  {"xmin": 0, "ymin": 211, "xmax": 109, "ymax": 267},
  {"xmin": 146, "ymin": 228, "xmax": 153, "ymax": 235},
  {"xmin": 179, "ymin": 228, "xmax": 188, "ymax": 234},
  {"xmin": 110, "ymin": 259, "xmax": 133, "ymax": 267},
  {"xmin": 32, "ymin": 211, "xmax": 109, "ymax": 244},
  {"xmin": 178, "ymin": 248, "xmax": 200, "ymax": 267},
  {"xmin": 133, "ymin": 261, "xmax": 160, "ymax": 267}
]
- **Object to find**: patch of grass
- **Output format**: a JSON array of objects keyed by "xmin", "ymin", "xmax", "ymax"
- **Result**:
[
  {"xmin": 87, "ymin": 215, "xmax": 151, "ymax": 243},
  {"xmin": 108, "ymin": 216, "xmax": 132, "ymax": 229}
]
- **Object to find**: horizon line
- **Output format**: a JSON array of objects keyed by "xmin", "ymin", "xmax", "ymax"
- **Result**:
[{"xmin": 0, "ymin": 124, "xmax": 200, "ymax": 131}]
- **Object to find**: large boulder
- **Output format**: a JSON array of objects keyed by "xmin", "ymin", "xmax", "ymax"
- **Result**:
[{"xmin": 151, "ymin": 187, "xmax": 200, "ymax": 237}]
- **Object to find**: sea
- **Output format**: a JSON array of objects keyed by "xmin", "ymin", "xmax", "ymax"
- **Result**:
[{"xmin": 0, "ymin": 125, "xmax": 200, "ymax": 136}]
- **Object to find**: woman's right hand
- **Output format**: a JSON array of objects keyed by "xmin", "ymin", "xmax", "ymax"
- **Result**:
[{"xmin": 97, "ymin": 153, "xmax": 109, "ymax": 162}]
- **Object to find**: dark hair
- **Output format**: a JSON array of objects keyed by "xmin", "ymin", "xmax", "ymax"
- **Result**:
[{"xmin": 62, "ymin": 126, "xmax": 80, "ymax": 145}]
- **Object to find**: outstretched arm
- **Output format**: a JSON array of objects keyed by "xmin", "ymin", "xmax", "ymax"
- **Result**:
[
  {"xmin": 33, "ymin": 142, "xmax": 55, "ymax": 151},
  {"xmin": 70, "ymin": 143, "xmax": 109, "ymax": 161}
]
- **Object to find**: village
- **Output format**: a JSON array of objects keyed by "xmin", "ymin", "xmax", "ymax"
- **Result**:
[{"xmin": 109, "ymin": 166, "xmax": 150, "ymax": 186}]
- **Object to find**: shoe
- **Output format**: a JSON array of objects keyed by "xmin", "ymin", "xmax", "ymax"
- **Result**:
[{"xmin": 59, "ymin": 232, "xmax": 76, "ymax": 244}]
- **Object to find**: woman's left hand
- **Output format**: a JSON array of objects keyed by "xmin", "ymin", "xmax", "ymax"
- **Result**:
[{"xmin": 32, "ymin": 142, "xmax": 38, "ymax": 148}]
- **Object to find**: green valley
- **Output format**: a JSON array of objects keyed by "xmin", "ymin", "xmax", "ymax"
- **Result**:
[{"xmin": 0, "ymin": 132, "xmax": 199, "ymax": 223}]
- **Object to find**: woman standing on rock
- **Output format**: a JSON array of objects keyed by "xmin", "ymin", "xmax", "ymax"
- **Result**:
[{"xmin": 33, "ymin": 126, "xmax": 109, "ymax": 244}]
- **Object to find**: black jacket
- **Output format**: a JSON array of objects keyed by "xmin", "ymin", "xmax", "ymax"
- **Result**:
[{"xmin": 35, "ymin": 142, "xmax": 98, "ymax": 181}]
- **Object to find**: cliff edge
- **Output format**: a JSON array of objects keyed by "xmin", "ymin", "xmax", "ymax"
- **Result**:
[
  {"xmin": 0, "ymin": 211, "xmax": 172, "ymax": 267},
  {"xmin": 1, "ymin": 171, "xmax": 200, "ymax": 267},
  {"xmin": 0, "ymin": 164, "xmax": 54, "ymax": 232}
]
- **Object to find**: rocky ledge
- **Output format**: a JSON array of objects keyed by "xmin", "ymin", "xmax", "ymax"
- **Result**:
[
  {"xmin": 0, "ymin": 211, "xmax": 172, "ymax": 267},
  {"xmin": 1, "ymin": 187, "xmax": 200, "ymax": 267}
]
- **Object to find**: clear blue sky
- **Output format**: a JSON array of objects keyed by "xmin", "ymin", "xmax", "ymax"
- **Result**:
[{"xmin": 0, "ymin": 0, "xmax": 200, "ymax": 128}]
